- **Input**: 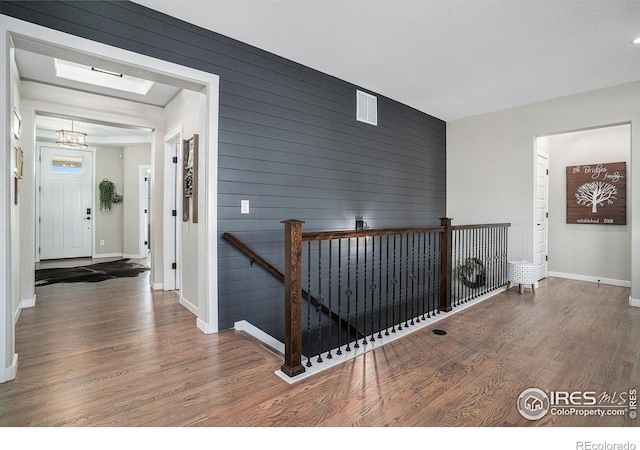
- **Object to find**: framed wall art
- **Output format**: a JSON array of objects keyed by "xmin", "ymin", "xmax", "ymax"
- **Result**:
[
  {"xmin": 566, "ymin": 161, "xmax": 626, "ymax": 225},
  {"xmin": 183, "ymin": 134, "xmax": 199, "ymax": 223}
]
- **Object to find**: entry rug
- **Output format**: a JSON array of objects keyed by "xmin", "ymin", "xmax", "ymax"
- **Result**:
[{"xmin": 35, "ymin": 259, "xmax": 149, "ymax": 286}]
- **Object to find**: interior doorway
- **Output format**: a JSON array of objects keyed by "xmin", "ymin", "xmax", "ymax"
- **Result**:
[
  {"xmin": 536, "ymin": 124, "xmax": 631, "ymax": 286},
  {"xmin": 534, "ymin": 149, "xmax": 549, "ymax": 281},
  {"xmin": 163, "ymin": 128, "xmax": 182, "ymax": 292},
  {"xmin": 2, "ymin": 16, "xmax": 221, "ymax": 383}
]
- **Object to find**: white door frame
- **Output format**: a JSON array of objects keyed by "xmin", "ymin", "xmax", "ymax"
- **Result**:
[
  {"xmin": 163, "ymin": 125, "xmax": 183, "ymax": 292},
  {"xmin": 534, "ymin": 149, "xmax": 549, "ymax": 281},
  {"xmin": 1, "ymin": 16, "xmax": 220, "ymax": 382},
  {"xmin": 138, "ymin": 165, "xmax": 152, "ymax": 260}
]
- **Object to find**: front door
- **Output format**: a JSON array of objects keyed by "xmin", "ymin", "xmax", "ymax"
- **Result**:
[{"xmin": 40, "ymin": 146, "xmax": 94, "ymax": 260}]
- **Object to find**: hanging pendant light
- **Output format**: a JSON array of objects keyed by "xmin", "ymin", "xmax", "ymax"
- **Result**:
[{"xmin": 56, "ymin": 120, "xmax": 88, "ymax": 149}]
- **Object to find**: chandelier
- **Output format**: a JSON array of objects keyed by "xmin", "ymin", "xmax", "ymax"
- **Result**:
[{"xmin": 56, "ymin": 120, "xmax": 88, "ymax": 149}]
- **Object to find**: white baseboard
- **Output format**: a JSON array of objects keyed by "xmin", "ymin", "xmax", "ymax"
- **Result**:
[
  {"xmin": 122, "ymin": 253, "xmax": 143, "ymax": 259},
  {"xmin": 14, "ymin": 295, "xmax": 37, "ymax": 325},
  {"xmin": 548, "ymin": 271, "xmax": 630, "ymax": 288},
  {"xmin": 92, "ymin": 253, "xmax": 123, "ymax": 259},
  {"xmin": 630, "ymin": 297, "xmax": 640, "ymax": 308},
  {"xmin": 234, "ymin": 320, "xmax": 284, "ymax": 354},
  {"xmin": 179, "ymin": 295, "xmax": 198, "ymax": 316},
  {"xmin": 197, "ymin": 318, "xmax": 217, "ymax": 334},
  {"xmin": 2, "ymin": 353, "xmax": 18, "ymax": 383},
  {"xmin": 149, "ymin": 281, "xmax": 163, "ymax": 290},
  {"xmin": 22, "ymin": 295, "xmax": 36, "ymax": 309}
]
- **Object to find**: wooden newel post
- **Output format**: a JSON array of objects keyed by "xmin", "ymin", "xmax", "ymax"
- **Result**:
[
  {"xmin": 439, "ymin": 217, "xmax": 453, "ymax": 312},
  {"xmin": 281, "ymin": 219, "xmax": 306, "ymax": 377}
]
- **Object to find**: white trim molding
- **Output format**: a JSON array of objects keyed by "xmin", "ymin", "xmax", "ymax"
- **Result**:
[
  {"xmin": 630, "ymin": 297, "xmax": 640, "ymax": 308},
  {"xmin": 179, "ymin": 294, "xmax": 198, "ymax": 317},
  {"xmin": 197, "ymin": 318, "xmax": 216, "ymax": 334},
  {"xmin": 234, "ymin": 320, "xmax": 284, "ymax": 354},
  {"xmin": 2, "ymin": 354, "xmax": 18, "ymax": 383},
  {"xmin": 548, "ymin": 271, "xmax": 630, "ymax": 288}
]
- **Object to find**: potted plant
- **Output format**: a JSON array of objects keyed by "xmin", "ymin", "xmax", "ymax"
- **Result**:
[{"xmin": 99, "ymin": 179, "xmax": 123, "ymax": 211}]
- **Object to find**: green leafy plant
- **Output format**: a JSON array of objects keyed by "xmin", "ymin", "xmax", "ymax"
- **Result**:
[{"xmin": 98, "ymin": 179, "xmax": 122, "ymax": 211}]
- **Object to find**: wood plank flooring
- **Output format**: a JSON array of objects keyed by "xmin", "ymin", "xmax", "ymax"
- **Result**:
[{"xmin": 1, "ymin": 274, "xmax": 638, "ymax": 427}]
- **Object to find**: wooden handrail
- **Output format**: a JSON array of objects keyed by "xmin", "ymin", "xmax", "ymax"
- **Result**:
[
  {"xmin": 451, "ymin": 222, "xmax": 511, "ymax": 230},
  {"xmin": 223, "ymin": 232, "xmax": 285, "ymax": 283},
  {"xmin": 222, "ymin": 232, "xmax": 364, "ymax": 339},
  {"xmin": 302, "ymin": 225, "xmax": 444, "ymax": 241}
]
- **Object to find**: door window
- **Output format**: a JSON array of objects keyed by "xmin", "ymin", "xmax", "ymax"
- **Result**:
[{"xmin": 51, "ymin": 155, "xmax": 83, "ymax": 174}]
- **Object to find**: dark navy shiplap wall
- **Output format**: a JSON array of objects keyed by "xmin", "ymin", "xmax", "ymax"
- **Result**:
[{"xmin": 2, "ymin": 1, "xmax": 446, "ymax": 341}]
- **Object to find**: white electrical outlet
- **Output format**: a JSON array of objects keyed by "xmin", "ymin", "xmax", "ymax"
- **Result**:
[
  {"xmin": 100, "ymin": 240, "xmax": 105, "ymax": 246},
  {"xmin": 241, "ymin": 200, "xmax": 250, "ymax": 214}
]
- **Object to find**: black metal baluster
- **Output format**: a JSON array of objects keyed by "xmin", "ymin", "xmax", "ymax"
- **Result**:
[
  {"xmin": 410, "ymin": 233, "xmax": 416, "ymax": 325},
  {"xmin": 472, "ymin": 228, "xmax": 480, "ymax": 298},
  {"xmin": 398, "ymin": 234, "xmax": 404, "ymax": 331},
  {"xmin": 327, "ymin": 240, "xmax": 333, "ymax": 359},
  {"xmin": 427, "ymin": 231, "xmax": 432, "ymax": 318},
  {"xmin": 436, "ymin": 231, "xmax": 442, "ymax": 314},
  {"xmin": 391, "ymin": 234, "xmax": 397, "ymax": 333},
  {"xmin": 417, "ymin": 232, "xmax": 424, "ymax": 322},
  {"xmin": 455, "ymin": 229, "xmax": 460, "ymax": 307},
  {"xmin": 404, "ymin": 234, "xmax": 410, "ymax": 328},
  {"xmin": 468, "ymin": 229, "xmax": 473, "ymax": 300},
  {"xmin": 354, "ymin": 238, "xmax": 360, "ymax": 349},
  {"xmin": 306, "ymin": 241, "xmax": 312, "ymax": 367},
  {"xmin": 377, "ymin": 235, "xmax": 383, "ymax": 339},
  {"xmin": 385, "ymin": 235, "xmax": 390, "ymax": 336},
  {"xmin": 337, "ymin": 240, "xmax": 343, "ymax": 356},
  {"xmin": 486, "ymin": 227, "xmax": 491, "ymax": 291},
  {"xmin": 362, "ymin": 237, "xmax": 368, "ymax": 347},
  {"xmin": 316, "ymin": 241, "xmax": 323, "ymax": 363},
  {"xmin": 370, "ymin": 235, "xmax": 376, "ymax": 342},
  {"xmin": 346, "ymin": 238, "xmax": 352, "ymax": 352},
  {"xmin": 492, "ymin": 226, "xmax": 497, "ymax": 290},
  {"xmin": 481, "ymin": 227, "xmax": 485, "ymax": 297},
  {"xmin": 503, "ymin": 226, "xmax": 509, "ymax": 286}
]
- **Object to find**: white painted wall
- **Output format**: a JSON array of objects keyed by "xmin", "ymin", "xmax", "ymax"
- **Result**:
[
  {"xmin": 9, "ymin": 48, "xmax": 22, "ymax": 348},
  {"xmin": 448, "ymin": 81, "xmax": 640, "ymax": 306},
  {"xmin": 95, "ymin": 146, "xmax": 125, "ymax": 256},
  {"xmin": 537, "ymin": 124, "xmax": 631, "ymax": 286},
  {"xmin": 163, "ymin": 90, "xmax": 207, "ymax": 314}
]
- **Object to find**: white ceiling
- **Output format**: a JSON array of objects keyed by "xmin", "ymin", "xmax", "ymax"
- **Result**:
[{"xmin": 131, "ymin": 0, "xmax": 640, "ymax": 122}]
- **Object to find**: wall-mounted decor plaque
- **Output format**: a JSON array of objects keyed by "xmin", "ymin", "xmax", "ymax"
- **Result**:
[
  {"xmin": 566, "ymin": 162, "xmax": 626, "ymax": 225},
  {"xmin": 183, "ymin": 134, "xmax": 199, "ymax": 223}
]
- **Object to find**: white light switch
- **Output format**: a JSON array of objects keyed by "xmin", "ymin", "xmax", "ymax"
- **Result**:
[{"xmin": 241, "ymin": 200, "xmax": 250, "ymax": 214}]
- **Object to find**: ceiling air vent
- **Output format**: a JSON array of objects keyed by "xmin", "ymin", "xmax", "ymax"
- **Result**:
[{"xmin": 356, "ymin": 90, "xmax": 377, "ymax": 126}]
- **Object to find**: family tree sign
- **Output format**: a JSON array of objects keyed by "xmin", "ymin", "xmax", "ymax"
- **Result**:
[{"xmin": 566, "ymin": 162, "xmax": 626, "ymax": 225}]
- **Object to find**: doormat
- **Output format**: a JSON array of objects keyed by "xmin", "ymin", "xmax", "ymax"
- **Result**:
[{"xmin": 35, "ymin": 259, "xmax": 149, "ymax": 286}]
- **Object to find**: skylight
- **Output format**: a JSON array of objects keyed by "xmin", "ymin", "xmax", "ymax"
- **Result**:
[{"xmin": 54, "ymin": 58, "xmax": 154, "ymax": 95}]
